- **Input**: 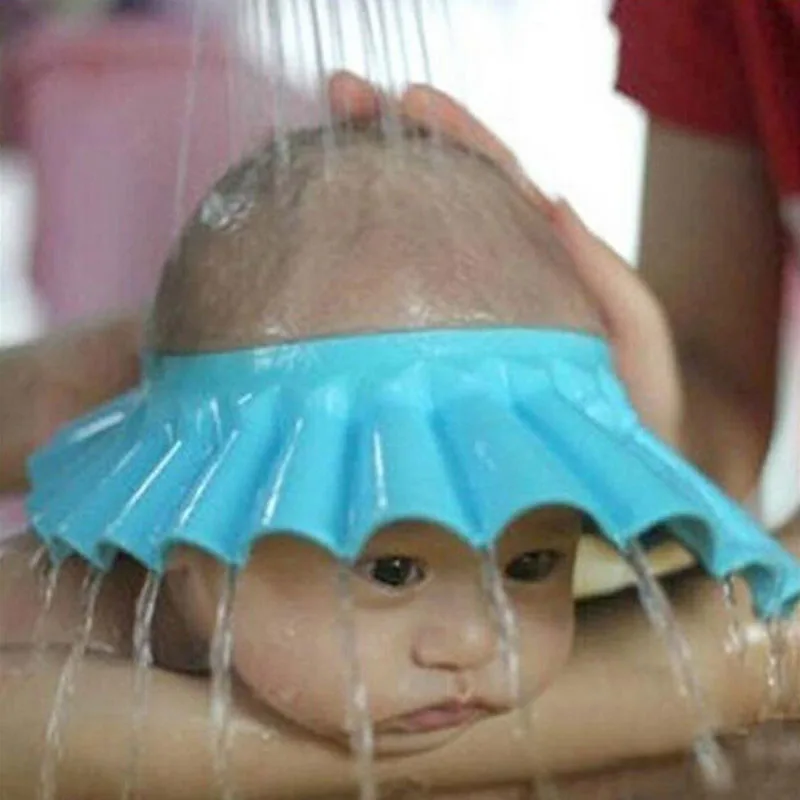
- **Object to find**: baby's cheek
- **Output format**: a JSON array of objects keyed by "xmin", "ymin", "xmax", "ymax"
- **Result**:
[
  {"xmin": 517, "ymin": 595, "xmax": 576, "ymax": 699},
  {"xmin": 231, "ymin": 614, "xmax": 351, "ymax": 739}
]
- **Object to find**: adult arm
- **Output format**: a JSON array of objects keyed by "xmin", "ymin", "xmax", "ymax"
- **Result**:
[
  {"xmin": 3, "ymin": 518, "xmax": 788, "ymax": 800},
  {"xmin": 637, "ymin": 120, "xmax": 785, "ymax": 501}
]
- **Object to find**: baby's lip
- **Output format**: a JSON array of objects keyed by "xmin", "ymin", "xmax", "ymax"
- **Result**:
[{"xmin": 378, "ymin": 699, "xmax": 504, "ymax": 735}]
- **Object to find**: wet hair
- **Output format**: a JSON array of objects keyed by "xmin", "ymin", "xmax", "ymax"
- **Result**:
[{"xmin": 149, "ymin": 120, "xmax": 604, "ymax": 353}]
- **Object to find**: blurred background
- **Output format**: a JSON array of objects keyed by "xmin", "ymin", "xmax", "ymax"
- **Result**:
[{"xmin": 0, "ymin": 0, "xmax": 645, "ymax": 345}]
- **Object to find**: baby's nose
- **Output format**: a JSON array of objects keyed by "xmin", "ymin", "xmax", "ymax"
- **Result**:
[{"xmin": 411, "ymin": 593, "xmax": 498, "ymax": 671}]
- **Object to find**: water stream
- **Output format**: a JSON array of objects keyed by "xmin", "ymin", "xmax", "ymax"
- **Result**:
[
  {"xmin": 308, "ymin": 0, "xmax": 336, "ymax": 168},
  {"xmin": 38, "ymin": 569, "xmax": 105, "ymax": 800},
  {"xmin": 480, "ymin": 549, "xmax": 522, "ymax": 716},
  {"xmin": 28, "ymin": 558, "xmax": 64, "ymax": 674},
  {"xmin": 172, "ymin": 0, "xmax": 206, "ymax": 243},
  {"xmin": 210, "ymin": 565, "xmax": 239, "ymax": 800},
  {"xmin": 120, "ymin": 570, "xmax": 162, "ymax": 800},
  {"xmin": 480, "ymin": 549, "xmax": 561, "ymax": 800},
  {"xmin": 764, "ymin": 616, "xmax": 797, "ymax": 717},
  {"xmin": 626, "ymin": 542, "xmax": 733, "ymax": 791},
  {"xmin": 721, "ymin": 576, "xmax": 746, "ymax": 659},
  {"xmin": 337, "ymin": 566, "xmax": 378, "ymax": 800}
]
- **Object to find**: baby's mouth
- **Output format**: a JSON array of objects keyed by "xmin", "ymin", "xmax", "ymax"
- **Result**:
[{"xmin": 377, "ymin": 700, "xmax": 502, "ymax": 735}]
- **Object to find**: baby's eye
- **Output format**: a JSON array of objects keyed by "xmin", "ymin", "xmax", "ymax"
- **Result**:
[
  {"xmin": 357, "ymin": 556, "xmax": 427, "ymax": 589},
  {"xmin": 504, "ymin": 550, "xmax": 562, "ymax": 583}
]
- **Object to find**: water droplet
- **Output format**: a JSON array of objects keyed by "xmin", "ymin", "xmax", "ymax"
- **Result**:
[
  {"xmin": 721, "ymin": 576, "xmax": 745, "ymax": 658},
  {"xmin": 763, "ymin": 616, "xmax": 798, "ymax": 717},
  {"xmin": 200, "ymin": 190, "xmax": 255, "ymax": 232}
]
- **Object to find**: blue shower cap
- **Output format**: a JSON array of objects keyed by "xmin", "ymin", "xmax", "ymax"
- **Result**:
[{"xmin": 26, "ymin": 328, "xmax": 800, "ymax": 618}]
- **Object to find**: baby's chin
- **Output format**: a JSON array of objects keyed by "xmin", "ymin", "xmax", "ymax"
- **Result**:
[
  {"xmin": 333, "ymin": 709, "xmax": 512, "ymax": 757},
  {"xmin": 248, "ymin": 686, "xmax": 512, "ymax": 757},
  {"xmin": 369, "ymin": 713, "xmax": 507, "ymax": 756}
]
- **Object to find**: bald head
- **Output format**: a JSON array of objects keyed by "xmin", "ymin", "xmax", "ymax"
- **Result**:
[{"xmin": 149, "ymin": 122, "xmax": 603, "ymax": 353}]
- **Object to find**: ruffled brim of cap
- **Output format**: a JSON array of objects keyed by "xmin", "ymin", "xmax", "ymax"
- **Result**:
[
  {"xmin": 573, "ymin": 536, "xmax": 696, "ymax": 600},
  {"xmin": 26, "ymin": 329, "xmax": 800, "ymax": 619}
]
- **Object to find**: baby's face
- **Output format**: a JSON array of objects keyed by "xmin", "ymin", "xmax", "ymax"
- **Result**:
[{"xmin": 174, "ymin": 507, "xmax": 580, "ymax": 755}]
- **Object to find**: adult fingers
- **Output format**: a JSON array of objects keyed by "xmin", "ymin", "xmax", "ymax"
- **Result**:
[
  {"xmin": 551, "ymin": 200, "xmax": 683, "ymax": 445},
  {"xmin": 400, "ymin": 84, "xmax": 552, "ymax": 212},
  {"xmin": 328, "ymin": 71, "xmax": 384, "ymax": 122},
  {"xmin": 401, "ymin": 84, "xmax": 519, "ymax": 170}
]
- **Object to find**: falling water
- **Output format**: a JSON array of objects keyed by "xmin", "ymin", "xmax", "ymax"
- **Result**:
[
  {"xmin": 307, "ymin": 0, "xmax": 336, "ymax": 169},
  {"xmin": 28, "ymin": 541, "xmax": 49, "ymax": 576},
  {"xmin": 224, "ymin": 0, "xmax": 256, "ymax": 165},
  {"xmin": 172, "ymin": 0, "xmax": 207, "ymax": 243},
  {"xmin": 389, "ymin": 1, "xmax": 412, "ymax": 92},
  {"xmin": 356, "ymin": 0, "xmax": 403, "ymax": 145},
  {"xmin": 410, "ymin": 0, "xmax": 441, "ymax": 147},
  {"xmin": 480, "ymin": 550, "xmax": 522, "ymax": 713},
  {"xmin": 374, "ymin": 0, "xmax": 398, "ymax": 91},
  {"xmin": 721, "ymin": 576, "xmax": 746, "ymax": 659},
  {"xmin": 0, "ymin": 539, "xmax": 45, "ymax": 608},
  {"xmin": 120, "ymin": 571, "xmax": 162, "ymax": 800},
  {"xmin": 38, "ymin": 569, "xmax": 105, "ymax": 800},
  {"xmin": 411, "ymin": 0, "xmax": 434, "ymax": 85},
  {"xmin": 265, "ymin": 0, "xmax": 290, "ymax": 165},
  {"xmin": 355, "ymin": 0, "xmax": 379, "ymax": 90},
  {"xmin": 337, "ymin": 567, "xmax": 377, "ymax": 800},
  {"xmin": 210, "ymin": 565, "xmax": 238, "ymax": 800},
  {"xmin": 28, "ymin": 558, "xmax": 64, "ymax": 674},
  {"xmin": 626, "ymin": 543, "xmax": 733, "ymax": 791},
  {"xmin": 480, "ymin": 550, "xmax": 561, "ymax": 800},
  {"xmin": 764, "ymin": 616, "xmax": 797, "ymax": 717}
]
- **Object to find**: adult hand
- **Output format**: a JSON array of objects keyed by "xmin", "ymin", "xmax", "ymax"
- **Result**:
[{"xmin": 328, "ymin": 71, "xmax": 682, "ymax": 446}]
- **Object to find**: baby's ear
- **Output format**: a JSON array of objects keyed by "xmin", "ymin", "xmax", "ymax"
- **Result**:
[{"xmin": 550, "ymin": 201, "xmax": 684, "ymax": 447}]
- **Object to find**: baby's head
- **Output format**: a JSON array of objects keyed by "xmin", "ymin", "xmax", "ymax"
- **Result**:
[
  {"xmin": 158, "ymin": 121, "xmax": 601, "ymax": 753},
  {"xmin": 150, "ymin": 122, "xmax": 603, "ymax": 351}
]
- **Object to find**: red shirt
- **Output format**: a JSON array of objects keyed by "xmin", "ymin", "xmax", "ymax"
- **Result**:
[
  {"xmin": 612, "ymin": 0, "xmax": 800, "ymax": 199},
  {"xmin": 612, "ymin": 0, "xmax": 800, "ymax": 522}
]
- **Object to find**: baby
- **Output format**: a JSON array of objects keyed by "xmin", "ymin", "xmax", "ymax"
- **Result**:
[
  {"xmin": 1, "ymin": 118, "xmax": 596, "ymax": 795},
  {"xmin": 2, "ymin": 111, "xmax": 798, "ymax": 800},
  {"xmin": 147, "ymin": 119, "xmax": 596, "ymax": 754}
]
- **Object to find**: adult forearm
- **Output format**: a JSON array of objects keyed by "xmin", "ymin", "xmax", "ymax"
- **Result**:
[
  {"xmin": 0, "ymin": 651, "xmax": 211, "ymax": 800},
  {"xmin": 676, "ymin": 348, "xmax": 774, "ymax": 502},
  {"xmin": 0, "ymin": 579, "xmax": 776, "ymax": 800},
  {"xmin": 379, "ymin": 580, "xmax": 764, "ymax": 792},
  {"xmin": 0, "ymin": 649, "xmax": 365, "ymax": 800},
  {"xmin": 636, "ymin": 121, "xmax": 784, "ymax": 503}
]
